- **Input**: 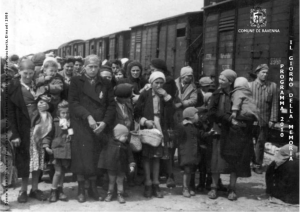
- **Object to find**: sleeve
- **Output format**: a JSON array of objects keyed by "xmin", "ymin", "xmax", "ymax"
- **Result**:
[
  {"xmin": 42, "ymin": 122, "xmax": 55, "ymax": 148},
  {"xmin": 134, "ymin": 91, "xmax": 146, "ymax": 122},
  {"xmin": 102, "ymin": 82, "xmax": 116, "ymax": 127},
  {"xmin": 182, "ymin": 88, "xmax": 198, "ymax": 107},
  {"xmin": 270, "ymin": 83, "xmax": 278, "ymax": 122},
  {"xmin": 35, "ymin": 75, "xmax": 46, "ymax": 87},
  {"xmin": 7, "ymin": 88, "xmax": 20, "ymax": 140},
  {"xmin": 231, "ymin": 91, "xmax": 244, "ymax": 111},
  {"xmin": 48, "ymin": 80, "xmax": 64, "ymax": 94},
  {"xmin": 68, "ymin": 78, "xmax": 91, "ymax": 120}
]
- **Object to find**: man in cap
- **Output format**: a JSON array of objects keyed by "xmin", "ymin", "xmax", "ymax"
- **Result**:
[
  {"xmin": 197, "ymin": 76, "xmax": 213, "ymax": 107},
  {"xmin": 249, "ymin": 64, "xmax": 278, "ymax": 174}
]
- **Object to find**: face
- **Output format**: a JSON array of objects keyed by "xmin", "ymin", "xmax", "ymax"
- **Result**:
[
  {"xmin": 59, "ymin": 108, "xmax": 69, "ymax": 119},
  {"xmin": 131, "ymin": 66, "xmax": 141, "ymax": 79},
  {"xmin": 182, "ymin": 75, "xmax": 193, "ymax": 84},
  {"xmin": 63, "ymin": 62, "xmax": 74, "ymax": 75},
  {"xmin": 112, "ymin": 63, "xmax": 120, "ymax": 74},
  {"xmin": 74, "ymin": 61, "xmax": 83, "ymax": 73},
  {"xmin": 114, "ymin": 72, "xmax": 124, "ymax": 81},
  {"xmin": 37, "ymin": 100, "xmax": 49, "ymax": 109},
  {"xmin": 44, "ymin": 66, "xmax": 57, "ymax": 77},
  {"xmin": 100, "ymin": 71, "xmax": 112, "ymax": 81},
  {"xmin": 218, "ymin": 74, "xmax": 230, "ymax": 89},
  {"xmin": 257, "ymin": 69, "xmax": 268, "ymax": 82},
  {"xmin": 19, "ymin": 69, "xmax": 35, "ymax": 84},
  {"xmin": 118, "ymin": 134, "xmax": 128, "ymax": 143},
  {"xmin": 85, "ymin": 63, "xmax": 99, "ymax": 78},
  {"xmin": 201, "ymin": 86, "xmax": 210, "ymax": 92},
  {"xmin": 152, "ymin": 78, "xmax": 164, "ymax": 90}
]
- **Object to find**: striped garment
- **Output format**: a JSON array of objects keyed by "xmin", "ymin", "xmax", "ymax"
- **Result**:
[{"xmin": 249, "ymin": 79, "xmax": 278, "ymax": 126}]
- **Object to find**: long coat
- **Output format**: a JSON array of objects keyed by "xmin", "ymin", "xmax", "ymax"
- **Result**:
[
  {"xmin": 68, "ymin": 75, "xmax": 116, "ymax": 176},
  {"xmin": 7, "ymin": 80, "xmax": 33, "ymax": 178}
]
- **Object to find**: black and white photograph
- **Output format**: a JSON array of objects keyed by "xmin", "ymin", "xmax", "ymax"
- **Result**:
[{"xmin": 0, "ymin": 0, "xmax": 299, "ymax": 211}]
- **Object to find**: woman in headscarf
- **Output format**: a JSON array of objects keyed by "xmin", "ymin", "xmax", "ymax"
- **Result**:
[
  {"xmin": 134, "ymin": 71, "xmax": 172, "ymax": 198},
  {"xmin": 265, "ymin": 144, "xmax": 299, "ymax": 204},
  {"xmin": 203, "ymin": 69, "xmax": 254, "ymax": 201}
]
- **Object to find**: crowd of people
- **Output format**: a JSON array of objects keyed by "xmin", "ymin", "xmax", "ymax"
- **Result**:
[{"xmin": 0, "ymin": 52, "xmax": 298, "ymax": 210}]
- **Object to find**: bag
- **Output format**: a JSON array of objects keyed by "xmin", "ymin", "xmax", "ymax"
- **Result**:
[
  {"xmin": 129, "ymin": 130, "xmax": 142, "ymax": 152},
  {"xmin": 140, "ymin": 128, "xmax": 163, "ymax": 147}
]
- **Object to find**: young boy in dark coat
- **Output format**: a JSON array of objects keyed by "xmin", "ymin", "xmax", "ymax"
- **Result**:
[{"xmin": 98, "ymin": 124, "xmax": 135, "ymax": 204}]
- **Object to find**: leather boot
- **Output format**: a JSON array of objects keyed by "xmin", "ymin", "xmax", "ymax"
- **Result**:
[
  {"xmin": 49, "ymin": 189, "xmax": 58, "ymax": 203},
  {"xmin": 77, "ymin": 181, "xmax": 86, "ymax": 203},
  {"xmin": 57, "ymin": 187, "xmax": 68, "ymax": 201},
  {"xmin": 88, "ymin": 180, "xmax": 102, "ymax": 201},
  {"xmin": 152, "ymin": 184, "xmax": 163, "ymax": 198}
]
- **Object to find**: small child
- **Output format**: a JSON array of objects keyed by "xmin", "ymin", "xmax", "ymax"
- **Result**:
[
  {"xmin": 43, "ymin": 100, "xmax": 72, "ymax": 202},
  {"xmin": 35, "ymin": 59, "xmax": 65, "ymax": 115},
  {"xmin": 98, "ymin": 124, "xmax": 135, "ymax": 204},
  {"xmin": 230, "ymin": 77, "xmax": 259, "ymax": 122},
  {"xmin": 176, "ymin": 107, "xmax": 214, "ymax": 198}
]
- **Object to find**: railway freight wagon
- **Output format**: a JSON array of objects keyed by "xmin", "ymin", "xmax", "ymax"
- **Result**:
[
  {"xmin": 58, "ymin": 40, "xmax": 84, "ymax": 57},
  {"xmin": 202, "ymin": 0, "xmax": 299, "ymax": 86},
  {"xmin": 130, "ymin": 12, "xmax": 203, "ymax": 79},
  {"xmin": 72, "ymin": 41, "xmax": 85, "ymax": 57},
  {"xmin": 44, "ymin": 49, "xmax": 58, "ymax": 56},
  {"xmin": 108, "ymin": 30, "xmax": 131, "ymax": 59}
]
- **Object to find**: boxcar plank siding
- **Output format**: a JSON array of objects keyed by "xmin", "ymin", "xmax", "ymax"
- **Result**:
[
  {"xmin": 158, "ymin": 24, "xmax": 167, "ymax": 61},
  {"xmin": 166, "ymin": 21, "xmax": 176, "ymax": 75}
]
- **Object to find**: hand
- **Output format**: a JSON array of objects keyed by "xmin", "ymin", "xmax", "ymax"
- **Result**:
[
  {"xmin": 208, "ymin": 129, "xmax": 215, "ymax": 135},
  {"xmin": 132, "ymin": 94, "xmax": 140, "ymax": 104},
  {"xmin": 268, "ymin": 121, "xmax": 275, "ymax": 129},
  {"xmin": 156, "ymin": 88, "xmax": 167, "ymax": 97},
  {"xmin": 231, "ymin": 118, "xmax": 239, "ymax": 126},
  {"xmin": 11, "ymin": 138, "xmax": 21, "ymax": 147},
  {"xmin": 66, "ymin": 134, "xmax": 72, "ymax": 142},
  {"xmin": 230, "ymin": 111, "xmax": 237, "ymax": 120},
  {"xmin": 45, "ymin": 76, "xmax": 52, "ymax": 81},
  {"xmin": 87, "ymin": 115, "xmax": 97, "ymax": 130},
  {"xmin": 94, "ymin": 122, "xmax": 106, "ymax": 134},
  {"xmin": 174, "ymin": 102, "xmax": 182, "ymax": 109},
  {"xmin": 130, "ymin": 166, "xmax": 135, "ymax": 173},
  {"xmin": 142, "ymin": 84, "xmax": 151, "ymax": 91},
  {"xmin": 45, "ymin": 147, "xmax": 53, "ymax": 155},
  {"xmin": 145, "ymin": 120, "xmax": 155, "ymax": 129}
]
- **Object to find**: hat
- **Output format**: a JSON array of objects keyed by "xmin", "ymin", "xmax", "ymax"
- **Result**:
[
  {"xmin": 180, "ymin": 66, "xmax": 193, "ymax": 78},
  {"xmin": 114, "ymin": 83, "xmax": 133, "ymax": 98},
  {"xmin": 113, "ymin": 124, "xmax": 129, "ymax": 139},
  {"xmin": 220, "ymin": 69, "xmax": 237, "ymax": 83},
  {"xmin": 199, "ymin": 76, "xmax": 213, "ymax": 87},
  {"xmin": 183, "ymin": 107, "xmax": 198, "ymax": 119},
  {"xmin": 150, "ymin": 58, "xmax": 167, "ymax": 73},
  {"xmin": 19, "ymin": 59, "xmax": 35, "ymax": 71},
  {"xmin": 100, "ymin": 65, "xmax": 112, "ymax": 73},
  {"xmin": 31, "ymin": 52, "xmax": 46, "ymax": 66},
  {"xmin": 149, "ymin": 71, "xmax": 166, "ymax": 84},
  {"xmin": 255, "ymin": 64, "xmax": 269, "ymax": 73}
]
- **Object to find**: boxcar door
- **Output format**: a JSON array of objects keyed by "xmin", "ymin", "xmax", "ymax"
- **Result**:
[
  {"xmin": 166, "ymin": 20, "xmax": 177, "ymax": 76},
  {"xmin": 175, "ymin": 22, "xmax": 187, "ymax": 78}
]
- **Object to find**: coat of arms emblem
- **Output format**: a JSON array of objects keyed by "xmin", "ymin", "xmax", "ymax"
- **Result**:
[{"xmin": 250, "ymin": 7, "xmax": 267, "ymax": 28}]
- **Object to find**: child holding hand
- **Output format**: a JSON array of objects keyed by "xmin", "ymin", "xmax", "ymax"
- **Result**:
[
  {"xmin": 98, "ymin": 124, "xmax": 135, "ymax": 204},
  {"xmin": 43, "ymin": 100, "xmax": 73, "ymax": 202}
]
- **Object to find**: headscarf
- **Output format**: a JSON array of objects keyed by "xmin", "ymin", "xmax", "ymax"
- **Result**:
[
  {"xmin": 113, "ymin": 124, "xmax": 129, "ymax": 140},
  {"xmin": 234, "ymin": 77, "xmax": 250, "ymax": 89},
  {"xmin": 220, "ymin": 69, "xmax": 237, "ymax": 83},
  {"xmin": 41, "ymin": 57, "xmax": 59, "ymax": 70},
  {"xmin": 84, "ymin": 55, "xmax": 100, "ymax": 66},
  {"xmin": 19, "ymin": 59, "xmax": 35, "ymax": 71},
  {"xmin": 180, "ymin": 66, "xmax": 193, "ymax": 78},
  {"xmin": 199, "ymin": 76, "xmax": 213, "ymax": 87},
  {"xmin": 149, "ymin": 71, "xmax": 166, "ymax": 84},
  {"xmin": 127, "ymin": 61, "xmax": 143, "ymax": 79},
  {"xmin": 182, "ymin": 107, "xmax": 198, "ymax": 119},
  {"xmin": 274, "ymin": 144, "xmax": 298, "ymax": 168}
]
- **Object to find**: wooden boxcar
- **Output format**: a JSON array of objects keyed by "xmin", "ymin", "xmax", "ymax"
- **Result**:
[
  {"xmin": 130, "ymin": 12, "xmax": 203, "ymax": 79},
  {"xmin": 108, "ymin": 30, "xmax": 131, "ymax": 59},
  {"xmin": 44, "ymin": 49, "xmax": 58, "ymax": 56},
  {"xmin": 202, "ymin": 0, "xmax": 299, "ymax": 86},
  {"xmin": 58, "ymin": 40, "xmax": 83, "ymax": 57},
  {"xmin": 72, "ymin": 41, "xmax": 85, "ymax": 57}
]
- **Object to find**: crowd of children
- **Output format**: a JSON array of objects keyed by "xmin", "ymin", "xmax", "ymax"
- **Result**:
[{"xmin": 0, "ymin": 52, "xmax": 298, "ymax": 211}]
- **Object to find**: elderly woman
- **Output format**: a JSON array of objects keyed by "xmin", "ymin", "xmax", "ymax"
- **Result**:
[
  {"xmin": 7, "ymin": 60, "xmax": 48, "ymax": 203},
  {"xmin": 203, "ymin": 69, "xmax": 254, "ymax": 201},
  {"xmin": 134, "ymin": 71, "xmax": 172, "ymax": 198},
  {"xmin": 68, "ymin": 55, "xmax": 116, "ymax": 203}
]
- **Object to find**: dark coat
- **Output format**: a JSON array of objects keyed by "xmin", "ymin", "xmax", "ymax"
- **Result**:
[
  {"xmin": 43, "ymin": 118, "xmax": 71, "ymax": 159},
  {"xmin": 7, "ymin": 79, "xmax": 33, "ymax": 178},
  {"xmin": 266, "ymin": 160, "xmax": 299, "ymax": 204},
  {"xmin": 68, "ymin": 75, "xmax": 116, "ymax": 176},
  {"xmin": 98, "ymin": 138, "xmax": 135, "ymax": 173}
]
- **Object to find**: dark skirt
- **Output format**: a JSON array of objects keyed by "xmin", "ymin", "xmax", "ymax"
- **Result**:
[{"xmin": 142, "ymin": 143, "xmax": 163, "ymax": 158}]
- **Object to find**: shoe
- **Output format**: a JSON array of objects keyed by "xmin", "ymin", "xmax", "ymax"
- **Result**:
[
  {"xmin": 57, "ymin": 187, "xmax": 68, "ymax": 201},
  {"xmin": 253, "ymin": 167, "xmax": 263, "ymax": 174},
  {"xmin": 166, "ymin": 175, "xmax": 176, "ymax": 188},
  {"xmin": 29, "ymin": 189, "xmax": 47, "ymax": 201},
  {"xmin": 228, "ymin": 189, "xmax": 237, "ymax": 201},
  {"xmin": 17, "ymin": 191, "xmax": 28, "ymax": 203},
  {"xmin": 189, "ymin": 189, "xmax": 196, "ymax": 196},
  {"xmin": 117, "ymin": 193, "xmax": 126, "ymax": 204},
  {"xmin": 152, "ymin": 184, "xmax": 163, "ymax": 198},
  {"xmin": 49, "ymin": 189, "xmax": 58, "ymax": 202},
  {"xmin": 182, "ymin": 187, "xmax": 191, "ymax": 198},
  {"xmin": 144, "ymin": 185, "xmax": 152, "ymax": 198},
  {"xmin": 77, "ymin": 181, "xmax": 86, "ymax": 203},
  {"xmin": 208, "ymin": 188, "xmax": 218, "ymax": 199},
  {"xmin": 88, "ymin": 180, "xmax": 101, "ymax": 201},
  {"xmin": 105, "ymin": 192, "xmax": 113, "ymax": 202}
]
